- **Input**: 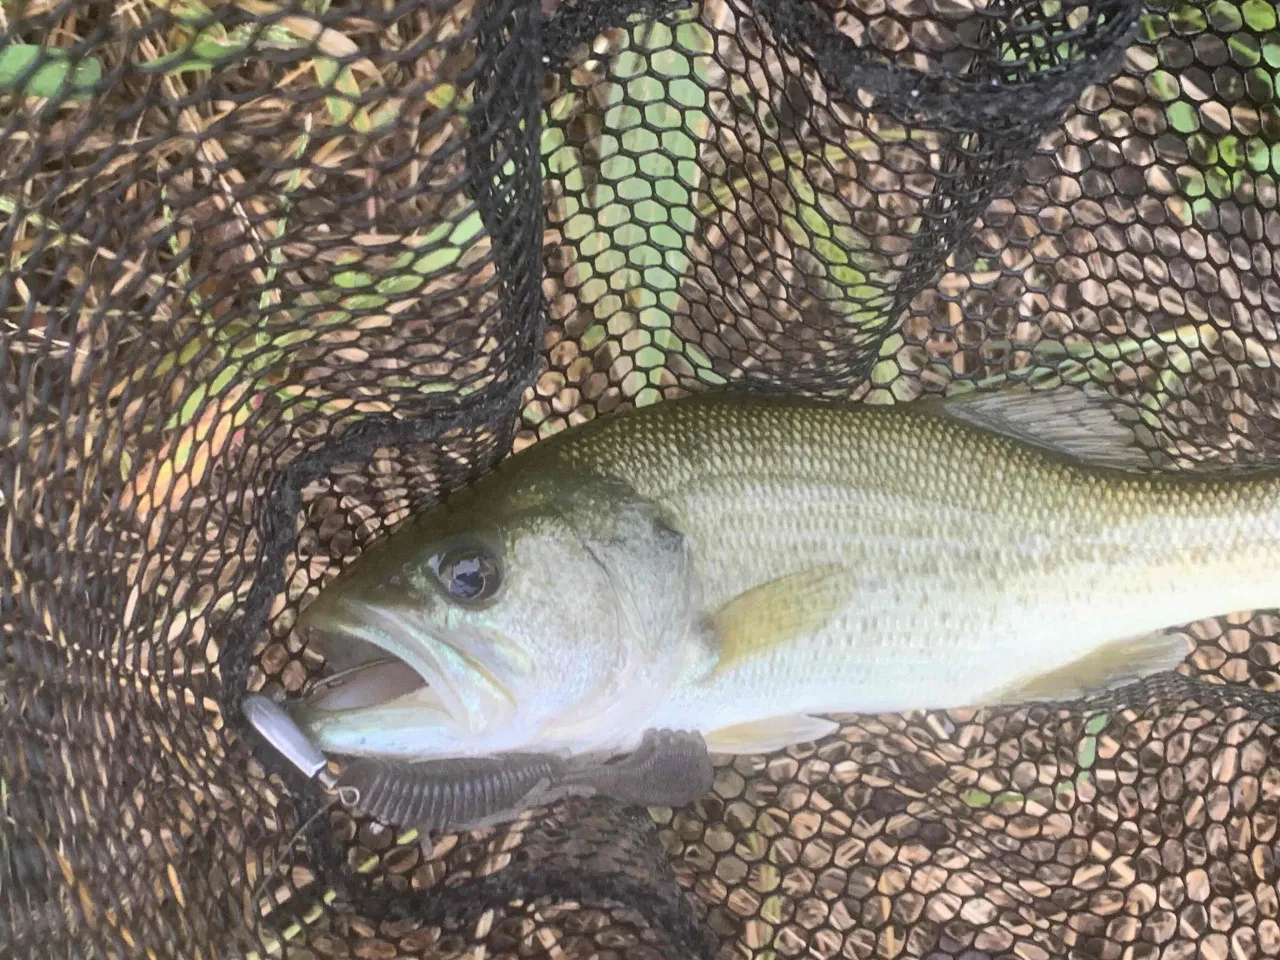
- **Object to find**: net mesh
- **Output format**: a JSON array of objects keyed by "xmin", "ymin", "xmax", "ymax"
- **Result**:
[{"xmin": 4, "ymin": 0, "xmax": 1280, "ymax": 955}]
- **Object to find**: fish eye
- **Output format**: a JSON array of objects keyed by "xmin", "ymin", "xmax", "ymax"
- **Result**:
[{"xmin": 432, "ymin": 545, "xmax": 502, "ymax": 605}]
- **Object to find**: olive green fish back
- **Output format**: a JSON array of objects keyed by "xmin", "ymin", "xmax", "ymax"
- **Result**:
[{"xmin": 5, "ymin": 0, "xmax": 1280, "ymax": 957}]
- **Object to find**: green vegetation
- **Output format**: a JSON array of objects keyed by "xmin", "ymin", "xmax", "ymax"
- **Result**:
[
  {"xmin": 0, "ymin": 44, "xmax": 101, "ymax": 99},
  {"xmin": 2, "ymin": 0, "xmax": 492, "ymax": 522},
  {"xmin": 535, "ymin": 6, "xmax": 904, "ymax": 428},
  {"xmin": 539, "ymin": 12, "xmax": 727, "ymax": 409},
  {"xmin": 1140, "ymin": 0, "xmax": 1280, "ymax": 223},
  {"xmin": 998, "ymin": 0, "xmax": 1099, "ymax": 73},
  {"xmin": 2, "ymin": 0, "xmax": 393, "ymax": 129},
  {"xmin": 960, "ymin": 711, "xmax": 1109, "ymax": 810},
  {"xmin": 864, "ymin": 319, "xmax": 1250, "ymax": 428}
]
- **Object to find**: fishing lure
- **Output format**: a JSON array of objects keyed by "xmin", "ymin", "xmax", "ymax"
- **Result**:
[{"xmin": 243, "ymin": 693, "xmax": 711, "ymax": 834}]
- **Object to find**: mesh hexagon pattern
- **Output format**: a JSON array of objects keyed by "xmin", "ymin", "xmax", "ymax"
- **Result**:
[{"xmin": 6, "ymin": 0, "xmax": 1280, "ymax": 957}]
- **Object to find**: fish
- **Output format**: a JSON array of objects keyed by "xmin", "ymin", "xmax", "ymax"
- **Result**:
[{"xmin": 288, "ymin": 386, "xmax": 1280, "ymax": 775}]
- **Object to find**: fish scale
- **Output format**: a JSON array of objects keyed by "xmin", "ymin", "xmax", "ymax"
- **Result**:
[
  {"xmin": 533, "ymin": 395, "xmax": 1280, "ymax": 736},
  {"xmin": 293, "ymin": 388, "xmax": 1280, "ymax": 764}
]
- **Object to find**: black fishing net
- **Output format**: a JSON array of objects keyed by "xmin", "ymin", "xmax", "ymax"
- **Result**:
[{"xmin": 5, "ymin": 0, "xmax": 1280, "ymax": 955}]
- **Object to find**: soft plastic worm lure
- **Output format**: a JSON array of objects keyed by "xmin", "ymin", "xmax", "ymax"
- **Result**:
[
  {"xmin": 334, "ymin": 754, "xmax": 579, "ymax": 832},
  {"xmin": 244, "ymin": 693, "xmax": 713, "ymax": 834},
  {"xmin": 335, "ymin": 728, "xmax": 714, "ymax": 833}
]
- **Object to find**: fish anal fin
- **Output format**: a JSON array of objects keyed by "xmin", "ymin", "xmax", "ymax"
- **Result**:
[
  {"xmin": 704, "ymin": 715, "xmax": 840, "ymax": 754},
  {"xmin": 987, "ymin": 630, "xmax": 1190, "ymax": 706},
  {"xmin": 712, "ymin": 564, "xmax": 852, "ymax": 674},
  {"xmin": 922, "ymin": 384, "xmax": 1156, "ymax": 473}
]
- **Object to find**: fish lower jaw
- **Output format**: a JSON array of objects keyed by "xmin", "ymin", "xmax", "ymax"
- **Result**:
[
  {"xmin": 295, "ymin": 700, "xmax": 626, "ymax": 762},
  {"xmin": 305, "ymin": 725, "xmax": 503, "ymax": 763}
]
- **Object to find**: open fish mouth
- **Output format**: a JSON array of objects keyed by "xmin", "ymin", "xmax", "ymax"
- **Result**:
[
  {"xmin": 296, "ymin": 597, "xmax": 518, "ymax": 738},
  {"xmin": 302, "ymin": 655, "xmax": 431, "ymax": 712}
]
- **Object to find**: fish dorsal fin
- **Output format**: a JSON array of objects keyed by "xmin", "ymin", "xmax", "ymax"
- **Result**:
[
  {"xmin": 704, "ymin": 715, "xmax": 841, "ymax": 754},
  {"xmin": 984, "ymin": 630, "xmax": 1189, "ymax": 706},
  {"xmin": 922, "ymin": 384, "xmax": 1156, "ymax": 473},
  {"xmin": 711, "ymin": 564, "xmax": 853, "ymax": 675}
]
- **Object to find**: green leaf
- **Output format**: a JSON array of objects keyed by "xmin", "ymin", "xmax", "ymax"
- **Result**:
[
  {"xmin": 192, "ymin": 35, "xmax": 242, "ymax": 60},
  {"xmin": 1248, "ymin": 137, "xmax": 1270, "ymax": 171},
  {"xmin": 1230, "ymin": 34, "xmax": 1262, "ymax": 65},
  {"xmin": 636, "ymin": 345, "xmax": 665, "ymax": 369},
  {"xmin": 144, "ymin": 54, "xmax": 220, "ymax": 74},
  {"xmin": 1084, "ymin": 712, "xmax": 1109, "ymax": 735},
  {"xmin": 413, "ymin": 247, "xmax": 462, "ymax": 274},
  {"xmin": 1170, "ymin": 3, "xmax": 1208, "ymax": 32},
  {"xmin": 334, "ymin": 269, "xmax": 374, "ymax": 289},
  {"xmin": 448, "ymin": 209, "xmax": 486, "ymax": 246},
  {"xmin": 1149, "ymin": 70, "xmax": 1180, "ymax": 101},
  {"xmin": 1220, "ymin": 135, "xmax": 1241, "ymax": 167},
  {"xmin": 960, "ymin": 788, "xmax": 993, "ymax": 808},
  {"xmin": 415, "ymin": 221, "xmax": 453, "ymax": 247},
  {"xmin": 178, "ymin": 383, "xmax": 209, "ymax": 428},
  {"xmin": 314, "ymin": 58, "xmax": 358, "ymax": 124},
  {"xmin": 313, "ymin": 56, "xmax": 339, "ymax": 87},
  {"xmin": 0, "ymin": 44, "xmax": 101, "ymax": 99},
  {"xmin": 144, "ymin": 30, "xmax": 257, "ymax": 73},
  {"xmin": 425, "ymin": 82, "xmax": 457, "ymax": 110},
  {"xmin": 210, "ymin": 363, "xmax": 243, "ymax": 397},
  {"xmin": 341, "ymin": 293, "xmax": 389, "ymax": 311},
  {"xmin": 1243, "ymin": 0, "xmax": 1278, "ymax": 31},
  {"xmin": 179, "ymin": 338, "xmax": 204, "ymax": 365},
  {"xmin": 1077, "ymin": 736, "xmax": 1098, "ymax": 769},
  {"xmin": 1167, "ymin": 101, "xmax": 1199, "ymax": 133},
  {"xmin": 377, "ymin": 273, "xmax": 423, "ymax": 295},
  {"xmin": 1138, "ymin": 11, "xmax": 1167, "ymax": 41},
  {"xmin": 165, "ymin": 0, "xmax": 218, "ymax": 26},
  {"xmin": 353, "ymin": 100, "xmax": 400, "ymax": 135},
  {"xmin": 653, "ymin": 329, "xmax": 682, "ymax": 352},
  {"xmin": 686, "ymin": 342, "xmax": 714, "ymax": 370}
]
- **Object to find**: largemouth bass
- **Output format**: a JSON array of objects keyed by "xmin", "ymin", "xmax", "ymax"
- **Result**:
[{"xmin": 290, "ymin": 387, "xmax": 1280, "ymax": 768}]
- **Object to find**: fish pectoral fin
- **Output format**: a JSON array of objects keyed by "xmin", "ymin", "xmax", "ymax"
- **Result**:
[
  {"xmin": 703, "ymin": 715, "xmax": 840, "ymax": 754},
  {"xmin": 711, "ymin": 564, "xmax": 854, "ymax": 674},
  {"xmin": 986, "ymin": 630, "xmax": 1190, "ymax": 705},
  {"xmin": 921, "ymin": 383, "xmax": 1158, "ymax": 473}
]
